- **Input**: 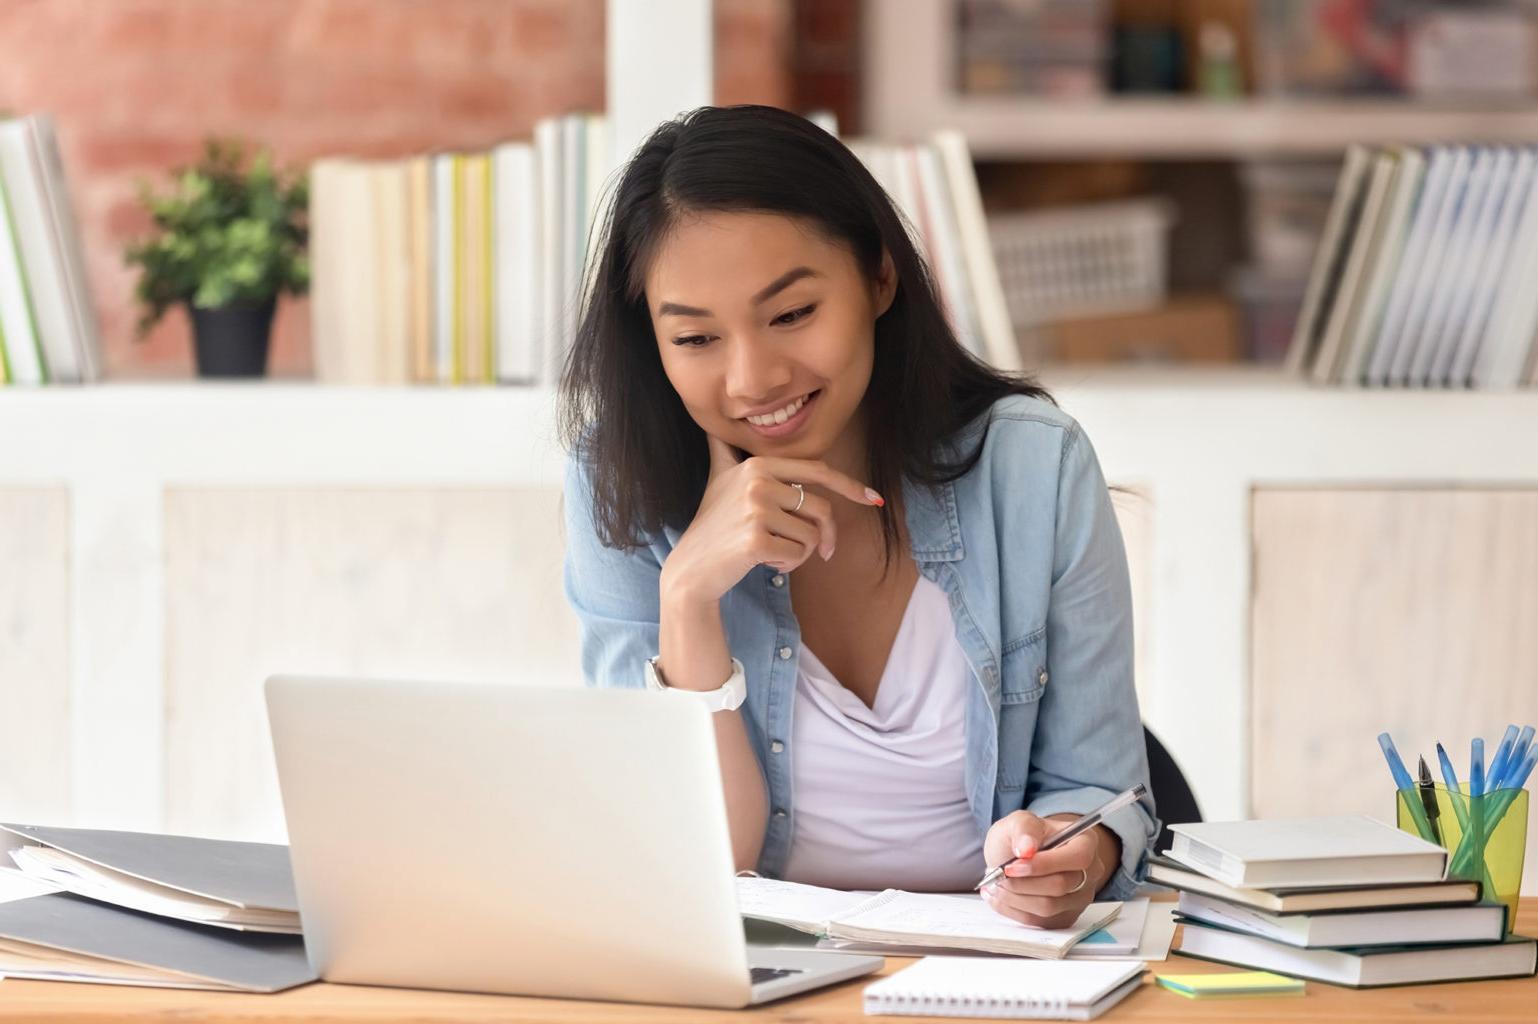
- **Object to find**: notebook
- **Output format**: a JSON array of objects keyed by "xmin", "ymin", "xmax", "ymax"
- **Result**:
[
  {"xmin": 1146, "ymin": 855, "xmax": 1479, "ymax": 913},
  {"xmin": 0, "ymin": 823, "xmax": 300, "ymax": 933},
  {"xmin": 0, "ymin": 892, "xmax": 315, "ymax": 992},
  {"xmin": 735, "ymin": 877, "xmax": 1119, "ymax": 959},
  {"xmin": 1165, "ymin": 816, "xmax": 1447, "ymax": 888},
  {"xmin": 1175, "ymin": 918, "xmax": 1537, "ymax": 988},
  {"xmin": 1155, "ymin": 970, "xmax": 1303, "ymax": 998},
  {"xmin": 863, "ymin": 957, "xmax": 1144, "ymax": 1019},
  {"xmin": 1175, "ymin": 891, "xmax": 1507, "ymax": 948}
]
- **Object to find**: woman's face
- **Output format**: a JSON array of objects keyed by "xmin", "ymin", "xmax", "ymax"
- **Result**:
[{"xmin": 644, "ymin": 211, "xmax": 894, "ymax": 466}]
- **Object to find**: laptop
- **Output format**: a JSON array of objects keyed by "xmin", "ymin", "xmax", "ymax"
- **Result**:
[{"xmin": 265, "ymin": 675, "xmax": 882, "ymax": 1007}]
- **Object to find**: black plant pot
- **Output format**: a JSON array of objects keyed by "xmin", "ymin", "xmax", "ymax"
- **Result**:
[{"xmin": 188, "ymin": 299, "xmax": 276, "ymax": 378}]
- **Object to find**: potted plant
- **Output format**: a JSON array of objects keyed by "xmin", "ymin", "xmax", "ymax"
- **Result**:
[{"xmin": 125, "ymin": 138, "xmax": 309, "ymax": 377}]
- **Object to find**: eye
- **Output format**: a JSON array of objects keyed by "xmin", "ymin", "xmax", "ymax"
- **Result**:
[
  {"xmin": 774, "ymin": 304, "xmax": 816, "ymax": 326},
  {"xmin": 672, "ymin": 334, "xmax": 714, "ymax": 348}
]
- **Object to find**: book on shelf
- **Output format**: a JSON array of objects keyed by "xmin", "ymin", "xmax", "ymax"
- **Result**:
[
  {"xmin": 1286, "ymin": 141, "xmax": 1538, "ymax": 388},
  {"xmin": 0, "ymin": 112, "xmax": 102, "ymax": 386},
  {"xmin": 308, "ymin": 117, "xmax": 1023, "ymax": 386}
]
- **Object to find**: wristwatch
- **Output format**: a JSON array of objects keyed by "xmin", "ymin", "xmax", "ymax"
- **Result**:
[{"xmin": 644, "ymin": 655, "xmax": 748, "ymax": 712}]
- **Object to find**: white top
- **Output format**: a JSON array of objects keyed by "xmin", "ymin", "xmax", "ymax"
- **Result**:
[{"xmin": 783, "ymin": 573, "xmax": 985, "ymax": 892}]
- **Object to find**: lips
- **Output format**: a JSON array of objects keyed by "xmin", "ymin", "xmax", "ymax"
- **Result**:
[{"xmin": 742, "ymin": 389, "xmax": 820, "ymax": 439}]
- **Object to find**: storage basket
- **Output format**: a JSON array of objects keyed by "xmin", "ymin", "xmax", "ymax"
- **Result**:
[{"xmin": 989, "ymin": 198, "xmax": 1175, "ymax": 326}]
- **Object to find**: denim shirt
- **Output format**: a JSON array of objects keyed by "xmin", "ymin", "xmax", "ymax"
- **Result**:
[{"xmin": 562, "ymin": 394, "xmax": 1159, "ymax": 900}]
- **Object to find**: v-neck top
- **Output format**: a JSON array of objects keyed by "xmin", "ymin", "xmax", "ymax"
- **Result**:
[{"xmin": 781, "ymin": 572, "xmax": 986, "ymax": 892}]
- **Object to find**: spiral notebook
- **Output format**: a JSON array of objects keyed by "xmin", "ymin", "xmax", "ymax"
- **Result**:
[{"xmin": 863, "ymin": 957, "xmax": 1144, "ymax": 1019}]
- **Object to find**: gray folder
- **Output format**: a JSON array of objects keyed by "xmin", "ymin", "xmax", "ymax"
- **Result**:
[
  {"xmin": 0, "ymin": 823, "xmax": 298, "ymax": 912},
  {"xmin": 0, "ymin": 893, "xmax": 315, "ymax": 992}
]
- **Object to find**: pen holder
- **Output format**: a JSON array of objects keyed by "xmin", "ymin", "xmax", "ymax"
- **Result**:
[{"xmin": 1395, "ymin": 785, "xmax": 1527, "ymax": 934}]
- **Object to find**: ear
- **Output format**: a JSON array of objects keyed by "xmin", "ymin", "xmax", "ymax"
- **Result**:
[{"xmin": 872, "ymin": 249, "xmax": 897, "ymax": 318}]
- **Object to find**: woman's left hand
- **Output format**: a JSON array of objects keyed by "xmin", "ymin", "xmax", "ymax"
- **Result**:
[{"xmin": 980, "ymin": 812, "xmax": 1112, "ymax": 929}]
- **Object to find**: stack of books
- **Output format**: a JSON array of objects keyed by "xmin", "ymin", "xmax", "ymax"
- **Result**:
[
  {"xmin": 307, "ymin": 119, "xmax": 1022, "ymax": 386},
  {"xmin": 0, "ymin": 112, "xmax": 102, "ymax": 385},
  {"xmin": 1286, "ymin": 143, "xmax": 1538, "ymax": 388},
  {"xmin": 1156, "ymin": 815, "xmax": 1536, "ymax": 987},
  {"xmin": 0, "ymin": 822, "xmax": 315, "ymax": 992}
]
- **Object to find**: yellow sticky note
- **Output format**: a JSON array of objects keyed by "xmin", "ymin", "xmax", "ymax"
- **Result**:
[{"xmin": 1156, "ymin": 971, "xmax": 1305, "ymax": 998}]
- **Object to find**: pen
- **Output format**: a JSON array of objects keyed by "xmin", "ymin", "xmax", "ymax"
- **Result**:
[
  {"xmin": 1471, "ymin": 738, "xmax": 1486, "ymax": 798},
  {"xmin": 1378, "ymin": 733, "xmax": 1417, "ymax": 791},
  {"xmin": 974, "ymin": 783, "xmax": 1147, "ymax": 892},
  {"xmin": 1435, "ymin": 741, "xmax": 1470, "ymax": 833},
  {"xmin": 1488, "ymin": 725, "xmax": 1518, "ymax": 791},
  {"xmin": 1417, "ymin": 756, "xmax": 1443, "ymax": 846},
  {"xmin": 1497, "ymin": 726, "xmax": 1534, "ymax": 790}
]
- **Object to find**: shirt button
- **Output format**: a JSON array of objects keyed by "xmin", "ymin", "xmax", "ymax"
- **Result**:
[
  {"xmin": 773, "ymin": 809, "xmax": 787, "ymax": 819},
  {"xmin": 1039, "ymin": 669, "xmax": 1049, "ymax": 687},
  {"xmin": 771, "ymin": 574, "xmax": 785, "ymax": 587},
  {"xmin": 778, "ymin": 646, "xmax": 793, "ymax": 660},
  {"xmin": 771, "ymin": 740, "xmax": 785, "ymax": 754}
]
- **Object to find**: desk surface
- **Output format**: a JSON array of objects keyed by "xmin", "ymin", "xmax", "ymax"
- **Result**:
[{"xmin": 0, "ymin": 901, "xmax": 1532, "ymax": 1023}]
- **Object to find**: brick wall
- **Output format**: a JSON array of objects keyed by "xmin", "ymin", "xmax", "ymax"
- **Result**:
[{"xmin": 0, "ymin": 0, "xmax": 791, "ymax": 379}]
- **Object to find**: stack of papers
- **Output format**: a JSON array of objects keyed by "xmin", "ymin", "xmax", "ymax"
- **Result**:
[{"xmin": 735, "ymin": 877, "xmax": 1119, "ymax": 959}]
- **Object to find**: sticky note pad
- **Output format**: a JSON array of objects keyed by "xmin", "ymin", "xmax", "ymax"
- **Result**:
[{"xmin": 1155, "ymin": 971, "xmax": 1305, "ymax": 998}]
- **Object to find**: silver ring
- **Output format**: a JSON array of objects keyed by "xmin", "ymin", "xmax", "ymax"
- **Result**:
[
  {"xmin": 789, "ymin": 482, "xmax": 805, "ymax": 513},
  {"xmin": 1067, "ymin": 868, "xmax": 1088, "ymax": 895}
]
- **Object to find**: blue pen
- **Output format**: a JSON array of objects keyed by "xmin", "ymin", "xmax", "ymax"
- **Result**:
[
  {"xmin": 1499, "ymin": 726, "xmax": 1535, "ymax": 789},
  {"xmin": 1511, "ymin": 748, "xmax": 1537, "ymax": 792},
  {"xmin": 1435, "ymin": 742, "xmax": 1470, "ymax": 832},
  {"xmin": 1471, "ymin": 738, "xmax": 1486, "ymax": 798},
  {"xmin": 1488, "ymin": 725, "xmax": 1519, "ymax": 790},
  {"xmin": 1378, "ymin": 732, "xmax": 1417, "ymax": 790}
]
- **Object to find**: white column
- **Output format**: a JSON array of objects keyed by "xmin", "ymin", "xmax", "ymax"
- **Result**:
[{"xmin": 607, "ymin": 0, "xmax": 713, "ymax": 169}]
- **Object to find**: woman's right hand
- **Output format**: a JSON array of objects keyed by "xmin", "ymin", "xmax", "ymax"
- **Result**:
[{"xmin": 660, "ymin": 433, "xmax": 884, "ymax": 606}]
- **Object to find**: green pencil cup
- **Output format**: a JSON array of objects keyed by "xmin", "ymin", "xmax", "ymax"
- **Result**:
[{"xmin": 1395, "ymin": 785, "xmax": 1527, "ymax": 935}]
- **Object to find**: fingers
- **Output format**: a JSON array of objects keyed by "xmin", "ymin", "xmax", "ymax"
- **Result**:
[
  {"xmin": 755, "ymin": 457, "xmax": 883, "ymax": 509},
  {"xmin": 983, "ymin": 811, "xmax": 1051, "ymax": 872},
  {"xmin": 1003, "ymin": 828, "xmax": 1097, "ymax": 878},
  {"xmin": 980, "ymin": 883, "xmax": 1085, "ymax": 930},
  {"xmin": 706, "ymin": 433, "xmax": 743, "ymax": 479},
  {"xmin": 760, "ymin": 509, "xmax": 820, "ymax": 569}
]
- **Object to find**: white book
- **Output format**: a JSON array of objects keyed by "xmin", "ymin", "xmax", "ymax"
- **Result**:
[
  {"xmin": 431, "ymin": 153, "xmax": 457, "ymax": 384},
  {"xmin": 554, "ymin": 113, "xmax": 583, "ymax": 388},
  {"xmin": 493, "ymin": 142, "xmax": 539, "ymax": 384},
  {"xmin": 1310, "ymin": 149, "xmax": 1398, "ymax": 384},
  {"xmin": 1286, "ymin": 144, "xmax": 1372, "ymax": 377},
  {"xmin": 1177, "ymin": 919, "xmax": 1536, "ymax": 988},
  {"xmin": 1175, "ymin": 891, "xmax": 1507, "ymax": 949},
  {"xmin": 1366, "ymin": 146, "xmax": 1461, "ymax": 386},
  {"xmin": 0, "ymin": 159, "xmax": 45, "ymax": 385},
  {"xmin": 1378, "ymin": 146, "xmax": 1472, "ymax": 386},
  {"xmin": 1166, "ymin": 816, "xmax": 1447, "ymax": 889},
  {"xmin": 933, "ymin": 130, "xmax": 1023, "ymax": 373},
  {"xmin": 1450, "ymin": 147, "xmax": 1537, "ymax": 385},
  {"xmin": 1473, "ymin": 147, "xmax": 1538, "ymax": 389},
  {"xmin": 735, "ymin": 877, "xmax": 1119, "ymax": 960},
  {"xmin": 371, "ymin": 161, "xmax": 412, "ymax": 385},
  {"xmin": 29, "ymin": 114, "xmax": 102, "ymax": 382},
  {"xmin": 1406, "ymin": 147, "xmax": 1500, "ymax": 386},
  {"xmin": 0, "ymin": 117, "xmax": 81, "ymax": 383},
  {"xmin": 1433, "ymin": 147, "xmax": 1519, "ymax": 387},
  {"xmin": 533, "ymin": 117, "xmax": 564, "ymax": 389},
  {"xmin": 863, "ymin": 957, "xmax": 1144, "ymax": 1020},
  {"xmin": 1338, "ymin": 148, "xmax": 1427, "ymax": 386},
  {"xmin": 916, "ymin": 143, "xmax": 984, "ymax": 358}
]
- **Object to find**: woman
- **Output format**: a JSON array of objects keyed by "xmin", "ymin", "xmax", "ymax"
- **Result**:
[{"xmin": 559, "ymin": 105, "xmax": 1157, "ymax": 929}]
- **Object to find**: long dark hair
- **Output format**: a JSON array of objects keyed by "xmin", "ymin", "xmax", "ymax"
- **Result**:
[{"xmin": 557, "ymin": 104, "xmax": 1053, "ymax": 578}]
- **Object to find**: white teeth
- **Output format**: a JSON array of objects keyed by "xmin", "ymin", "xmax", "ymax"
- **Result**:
[{"xmin": 747, "ymin": 393, "xmax": 809, "ymax": 426}]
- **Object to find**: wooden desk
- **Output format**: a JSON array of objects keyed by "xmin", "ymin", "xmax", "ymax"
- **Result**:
[{"xmin": 0, "ymin": 901, "xmax": 1532, "ymax": 1023}]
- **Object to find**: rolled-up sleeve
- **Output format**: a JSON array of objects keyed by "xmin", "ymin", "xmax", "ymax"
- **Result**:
[
  {"xmin": 1025, "ymin": 422, "xmax": 1159, "ymax": 901},
  {"xmin": 562, "ymin": 454, "xmax": 661, "ymax": 691}
]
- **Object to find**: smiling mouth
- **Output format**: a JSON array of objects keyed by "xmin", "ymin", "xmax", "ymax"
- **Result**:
[{"xmin": 742, "ymin": 390, "xmax": 820, "ymax": 426}]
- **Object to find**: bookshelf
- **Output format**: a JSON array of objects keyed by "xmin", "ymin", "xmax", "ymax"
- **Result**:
[{"xmin": 7, "ymin": 375, "xmax": 1538, "ymax": 833}]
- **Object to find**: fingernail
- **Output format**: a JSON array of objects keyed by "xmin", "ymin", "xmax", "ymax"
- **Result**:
[
  {"xmin": 821, "ymin": 546, "xmax": 834, "ymax": 561},
  {"xmin": 1004, "ymin": 861, "xmax": 1029, "ymax": 877},
  {"xmin": 864, "ymin": 487, "xmax": 884, "ymax": 506}
]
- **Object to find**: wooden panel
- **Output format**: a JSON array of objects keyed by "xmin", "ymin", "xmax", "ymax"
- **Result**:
[
  {"xmin": 163, "ymin": 487, "xmax": 577, "ymax": 843},
  {"xmin": 0, "ymin": 488, "xmax": 70, "ymax": 822},
  {"xmin": 1252, "ymin": 489, "xmax": 1538, "ymax": 894}
]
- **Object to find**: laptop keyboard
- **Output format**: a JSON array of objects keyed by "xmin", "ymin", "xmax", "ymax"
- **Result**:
[{"xmin": 750, "ymin": 966, "xmax": 805, "ymax": 985}]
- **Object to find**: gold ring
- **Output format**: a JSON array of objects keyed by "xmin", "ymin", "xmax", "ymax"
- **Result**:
[{"xmin": 789, "ymin": 482, "xmax": 805, "ymax": 513}]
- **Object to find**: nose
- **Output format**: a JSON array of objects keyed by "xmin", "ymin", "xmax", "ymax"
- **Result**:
[{"xmin": 724, "ymin": 336, "xmax": 792, "ymax": 407}]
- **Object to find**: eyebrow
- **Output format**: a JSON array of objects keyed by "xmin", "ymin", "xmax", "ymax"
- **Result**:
[{"xmin": 657, "ymin": 266, "xmax": 821, "ymax": 318}]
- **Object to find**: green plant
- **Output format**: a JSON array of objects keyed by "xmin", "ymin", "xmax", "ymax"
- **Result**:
[{"xmin": 124, "ymin": 138, "xmax": 309, "ymax": 338}]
